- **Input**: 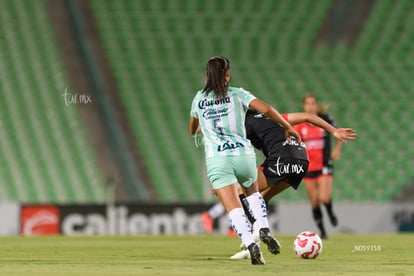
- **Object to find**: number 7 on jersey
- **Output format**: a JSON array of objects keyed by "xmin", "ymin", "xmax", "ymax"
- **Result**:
[{"xmin": 213, "ymin": 119, "xmax": 225, "ymax": 136}]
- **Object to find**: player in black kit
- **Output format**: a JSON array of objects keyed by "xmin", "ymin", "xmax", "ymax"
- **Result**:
[
  {"xmin": 231, "ymin": 109, "xmax": 356, "ymax": 260},
  {"xmin": 244, "ymin": 110, "xmax": 355, "ymax": 202}
]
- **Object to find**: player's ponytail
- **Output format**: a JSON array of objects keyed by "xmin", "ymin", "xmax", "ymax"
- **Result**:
[{"xmin": 203, "ymin": 56, "xmax": 230, "ymax": 99}]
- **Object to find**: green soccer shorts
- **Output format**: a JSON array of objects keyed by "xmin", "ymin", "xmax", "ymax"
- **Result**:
[{"xmin": 206, "ymin": 154, "xmax": 257, "ymax": 190}]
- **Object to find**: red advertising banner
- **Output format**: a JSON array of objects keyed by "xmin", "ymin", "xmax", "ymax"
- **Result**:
[
  {"xmin": 17, "ymin": 203, "xmax": 414, "ymax": 236},
  {"xmin": 20, "ymin": 205, "xmax": 60, "ymax": 236},
  {"xmin": 19, "ymin": 203, "xmax": 278, "ymax": 236}
]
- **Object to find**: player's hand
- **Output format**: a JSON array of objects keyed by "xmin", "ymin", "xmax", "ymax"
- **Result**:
[
  {"xmin": 211, "ymin": 189, "xmax": 217, "ymax": 196},
  {"xmin": 285, "ymin": 126, "xmax": 301, "ymax": 143},
  {"xmin": 332, "ymin": 128, "xmax": 357, "ymax": 143},
  {"xmin": 196, "ymin": 125, "xmax": 202, "ymax": 133}
]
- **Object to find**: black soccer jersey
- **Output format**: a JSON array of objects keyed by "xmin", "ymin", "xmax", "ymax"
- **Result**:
[
  {"xmin": 318, "ymin": 113, "xmax": 336, "ymax": 167},
  {"xmin": 245, "ymin": 111, "xmax": 308, "ymax": 160}
]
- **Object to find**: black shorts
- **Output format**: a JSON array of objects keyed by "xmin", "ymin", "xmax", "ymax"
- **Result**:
[
  {"xmin": 260, "ymin": 156, "xmax": 309, "ymax": 190},
  {"xmin": 304, "ymin": 164, "xmax": 333, "ymax": 180}
]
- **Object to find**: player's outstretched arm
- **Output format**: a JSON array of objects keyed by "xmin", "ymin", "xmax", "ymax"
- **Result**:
[
  {"xmin": 249, "ymin": 99, "xmax": 301, "ymax": 142},
  {"xmin": 331, "ymin": 140, "xmax": 343, "ymax": 160},
  {"xmin": 189, "ymin": 116, "xmax": 199, "ymax": 135},
  {"xmin": 287, "ymin": 113, "xmax": 357, "ymax": 143}
]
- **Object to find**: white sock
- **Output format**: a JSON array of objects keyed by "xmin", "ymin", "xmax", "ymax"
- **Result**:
[
  {"xmin": 228, "ymin": 208, "xmax": 254, "ymax": 247},
  {"xmin": 252, "ymin": 222, "xmax": 260, "ymax": 235},
  {"xmin": 246, "ymin": 192, "xmax": 269, "ymax": 229},
  {"xmin": 208, "ymin": 202, "xmax": 225, "ymax": 219}
]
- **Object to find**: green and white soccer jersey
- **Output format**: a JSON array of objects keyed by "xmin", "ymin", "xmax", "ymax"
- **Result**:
[{"xmin": 190, "ymin": 87, "xmax": 256, "ymax": 158}]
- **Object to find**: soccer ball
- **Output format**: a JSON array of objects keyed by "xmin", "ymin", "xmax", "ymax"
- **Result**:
[{"xmin": 293, "ymin": 231, "xmax": 323, "ymax": 259}]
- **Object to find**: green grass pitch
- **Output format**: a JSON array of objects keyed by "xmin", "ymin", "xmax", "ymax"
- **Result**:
[{"xmin": 0, "ymin": 234, "xmax": 413, "ymax": 275}]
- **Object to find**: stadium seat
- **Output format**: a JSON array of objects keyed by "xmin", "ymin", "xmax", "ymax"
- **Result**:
[
  {"xmin": 0, "ymin": 0, "xmax": 105, "ymax": 203},
  {"xmin": 91, "ymin": 0, "xmax": 414, "ymax": 202}
]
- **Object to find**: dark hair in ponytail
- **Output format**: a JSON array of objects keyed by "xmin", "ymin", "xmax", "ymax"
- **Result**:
[{"xmin": 203, "ymin": 56, "xmax": 230, "ymax": 99}]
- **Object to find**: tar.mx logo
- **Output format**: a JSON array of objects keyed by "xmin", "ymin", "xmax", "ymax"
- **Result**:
[{"xmin": 62, "ymin": 86, "xmax": 92, "ymax": 106}]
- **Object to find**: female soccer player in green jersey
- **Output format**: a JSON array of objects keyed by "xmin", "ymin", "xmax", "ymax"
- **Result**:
[{"xmin": 189, "ymin": 56, "xmax": 300, "ymax": 265}]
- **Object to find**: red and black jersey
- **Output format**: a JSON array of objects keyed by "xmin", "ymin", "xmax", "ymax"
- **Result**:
[
  {"xmin": 318, "ymin": 113, "xmax": 336, "ymax": 167},
  {"xmin": 294, "ymin": 113, "xmax": 336, "ymax": 172},
  {"xmin": 245, "ymin": 111, "xmax": 308, "ymax": 160}
]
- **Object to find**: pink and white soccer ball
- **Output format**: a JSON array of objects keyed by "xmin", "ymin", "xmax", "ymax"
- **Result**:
[{"xmin": 293, "ymin": 231, "xmax": 323, "ymax": 259}]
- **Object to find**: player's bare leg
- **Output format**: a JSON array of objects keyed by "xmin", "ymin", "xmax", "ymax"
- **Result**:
[
  {"xmin": 304, "ymin": 179, "xmax": 327, "ymax": 239},
  {"xmin": 260, "ymin": 181, "xmax": 290, "ymax": 203},
  {"xmin": 318, "ymin": 176, "xmax": 337, "ymax": 227},
  {"xmin": 249, "ymin": 168, "xmax": 290, "ymax": 206}
]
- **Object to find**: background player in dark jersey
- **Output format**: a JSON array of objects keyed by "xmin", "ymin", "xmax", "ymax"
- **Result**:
[{"xmin": 295, "ymin": 94, "xmax": 344, "ymax": 239}]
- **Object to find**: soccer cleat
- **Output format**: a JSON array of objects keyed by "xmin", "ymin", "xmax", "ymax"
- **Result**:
[
  {"xmin": 259, "ymin": 228, "xmax": 281, "ymax": 255},
  {"xmin": 201, "ymin": 212, "xmax": 214, "ymax": 234},
  {"xmin": 230, "ymin": 249, "xmax": 250, "ymax": 260},
  {"xmin": 227, "ymin": 228, "xmax": 237, "ymax": 237},
  {"xmin": 247, "ymin": 243, "xmax": 265, "ymax": 265},
  {"xmin": 329, "ymin": 213, "xmax": 338, "ymax": 227},
  {"xmin": 320, "ymin": 232, "xmax": 328, "ymax": 240}
]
